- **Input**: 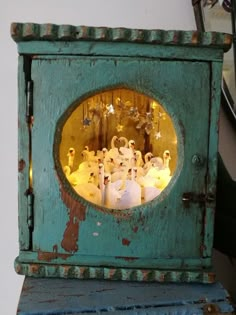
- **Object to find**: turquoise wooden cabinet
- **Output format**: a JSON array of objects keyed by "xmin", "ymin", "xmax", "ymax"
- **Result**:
[{"xmin": 11, "ymin": 23, "xmax": 232, "ymax": 283}]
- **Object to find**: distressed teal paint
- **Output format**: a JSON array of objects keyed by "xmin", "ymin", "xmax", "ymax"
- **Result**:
[
  {"xmin": 11, "ymin": 23, "xmax": 231, "ymax": 52},
  {"xmin": 12, "ymin": 23, "xmax": 232, "ymax": 282},
  {"xmin": 10, "ymin": 23, "xmax": 231, "ymax": 61},
  {"xmin": 16, "ymin": 279, "xmax": 234, "ymax": 315},
  {"xmin": 202, "ymin": 61, "xmax": 224, "ymax": 257},
  {"xmin": 16, "ymin": 278, "xmax": 234, "ymax": 314},
  {"xmin": 31, "ymin": 58, "xmax": 208, "ymax": 258},
  {"xmin": 17, "ymin": 42, "xmax": 225, "ymax": 62},
  {"xmin": 18, "ymin": 56, "xmax": 31, "ymax": 250},
  {"xmin": 15, "ymin": 259, "xmax": 216, "ymax": 283},
  {"xmin": 18, "ymin": 250, "xmax": 212, "ymax": 269}
]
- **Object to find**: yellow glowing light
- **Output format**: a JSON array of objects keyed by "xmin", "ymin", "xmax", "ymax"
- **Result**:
[
  {"xmin": 172, "ymin": 136, "xmax": 178, "ymax": 145},
  {"xmin": 29, "ymin": 165, "xmax": 33, "ymax": 187},
  {"xmin": 151, "ymin": 101, "xmax": 158, "ymax": 109},
  {"xmin": 115, "ymin": 97, "xmax": 121, "ymax": 104},
  {"xmin": 116, "ymin": 124, "xmax": 124, "ymax": 132},
  {"xmin": 59, "ymin": 88, "xmax": 178, "ymax": 207}
]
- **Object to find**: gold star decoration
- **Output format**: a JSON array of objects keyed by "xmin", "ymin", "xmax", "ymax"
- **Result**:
[
  {"xmin": 116, "ymin": 124, "xmax": 124, "ymax": 132},
  {"xmin": 155, "ymin": 131, "xmax": 161, "ymax": 139}
]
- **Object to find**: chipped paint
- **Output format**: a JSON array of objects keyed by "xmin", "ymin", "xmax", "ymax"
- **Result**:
[
  {"xmin": 18, "ymin": 159, "xmax": 26, "ymax": 172},
  {"xmin": 59, "ymin": 186, "xmax": 86, "ymax": 253},
  {"xmin": 122, "ymin": 238, "xmax": 131, "ymax": 246},
  {"xmin": 11, "ymin": 23, "xmax": 232, "ymax": 53},
  {"xmin": 207, "ymin": 272, "xmax": 216, "ymax": 283},
  {"xmin": 38, "ymin": 251, "xmax": 72, "ymax": 262},
  {"xmin": 15, "ymin": 259, "xmax": 216, "ymax": 283}
]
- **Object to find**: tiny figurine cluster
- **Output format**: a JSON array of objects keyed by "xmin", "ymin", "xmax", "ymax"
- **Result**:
[{"xmin": 63, "ymin": 136, "xmax": 172, "ymax": 209}]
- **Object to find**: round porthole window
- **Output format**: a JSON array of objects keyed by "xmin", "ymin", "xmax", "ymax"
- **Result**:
[{"xmin": 56, "ymin": 88, "xmax": 178, "ymax": 209}]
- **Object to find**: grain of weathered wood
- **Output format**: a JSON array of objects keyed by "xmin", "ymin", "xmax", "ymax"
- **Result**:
[{"xmin": 16, "ymin": 277, "xmax": 234, "ymax": 315}]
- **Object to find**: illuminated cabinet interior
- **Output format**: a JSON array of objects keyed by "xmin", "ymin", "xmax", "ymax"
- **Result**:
[
  {"xmin": 12, "ymin": 23, "xmax": 231, "ymax": 282},
  {"xmin": 57, "ymin": 88, "xmax": 177, "ymax": 208}
]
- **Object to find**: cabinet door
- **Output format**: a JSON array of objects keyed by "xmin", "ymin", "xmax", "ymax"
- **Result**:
[{"xmin": 30, "ymin": 56, "xmax": 211, "ymax": 269}]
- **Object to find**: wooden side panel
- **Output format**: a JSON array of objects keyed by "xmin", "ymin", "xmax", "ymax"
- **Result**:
[
  {"xmin": 208, "ymin": 61, "xmax": 223, "ymax": 196},
  {"xmin": 18, "ymin": 56, "xmax": 30, "ymax": 250},
  {"xmin": 203, "ymin": 61, "xmax": 223, "ymax": 257}
]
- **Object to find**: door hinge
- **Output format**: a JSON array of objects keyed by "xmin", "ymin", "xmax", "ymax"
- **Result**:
[
  {"xmin": 26, "ymin": 80, "xmax": 33, "ymax": 123},
  {"xmin": 26, "ymin": 189, "xmax": 34, "ymax": 230},
  {"xmin": 182, "ymin": 192, "xmax": 215, "ymax": 207}
]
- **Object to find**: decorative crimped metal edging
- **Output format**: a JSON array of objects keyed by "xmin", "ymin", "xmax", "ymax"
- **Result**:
[
  {"xmin": 15, "ymin": 259, "xmax": 216, "ymax": 283},
  {"xmin": 10, "ymin": 22, "xmax": 232, "ymax": 52}
]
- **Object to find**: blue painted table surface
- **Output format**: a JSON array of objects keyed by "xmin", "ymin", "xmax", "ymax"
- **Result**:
[{"xmin": 17, "ymin": 277, "xmax": 234, "ymax": 315}]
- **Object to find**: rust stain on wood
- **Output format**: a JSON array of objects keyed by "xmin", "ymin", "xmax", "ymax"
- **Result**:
[
  {"xmin": 38, "ymin": 250, "xmax": 72, "ymax": 262},
  {"xmin": 141, "ymin": 269, "xmax": 153, "ymax": 281},
  {"xmin": 191, "ymin": 31, "xmax": 199, "ymax": 44},
  {"xmin": 18, "ymin": 159, "xmax": 26, "ymax": 172},
  {"xmin": 59, "ymin": 185, "xmax": 86, "ymax": 253},
  {"xmin": 29, "ymin": 264, "xmax": 40, "ymax": 274},
  {"xmin": 122, "ymin": 238, "xmax": 131, "ymax": 246},
  {"xmin": 207, "ymin": 272, "xmax": 216, "ymax": 283}
]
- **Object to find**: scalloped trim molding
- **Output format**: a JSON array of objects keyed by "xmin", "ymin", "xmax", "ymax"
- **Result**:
[
  {"xmin": 11, "ymin": 22, "xmax": 232, "ymax": 52},
  {"xmin": 15, "ymin": 258, "xmax": 215, "ymax": 283}
]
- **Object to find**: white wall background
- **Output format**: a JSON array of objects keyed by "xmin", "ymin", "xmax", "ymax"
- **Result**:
[{"xmin": 1, "ymin": 1, "xmax": 234, "ymax": 314}]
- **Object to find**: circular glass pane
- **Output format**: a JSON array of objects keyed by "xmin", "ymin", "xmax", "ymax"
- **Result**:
[{"xmin": 59, "ymin": 88, "xmax": 177, "ymax": 209}]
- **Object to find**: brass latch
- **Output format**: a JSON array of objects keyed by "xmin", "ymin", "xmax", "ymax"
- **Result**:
[{"xmin": 182, "ymin": 192, "xmax": 215, "ymax": 207}]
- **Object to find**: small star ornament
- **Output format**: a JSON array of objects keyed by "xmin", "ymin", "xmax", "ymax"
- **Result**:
[
  {"xmin": 83, "ymin": 117, "xmax": 91, "ymax": 126},
  {"xmin": 155, "ymin": 131, "xmax": 161, "ymax": 139},
  {"xmin": 106, "ymin": 104, "xmax": 115, "ymax": 115},
  {"xmin": 116, "ymin": 124, "xmax": 124, "ymax": 132}
]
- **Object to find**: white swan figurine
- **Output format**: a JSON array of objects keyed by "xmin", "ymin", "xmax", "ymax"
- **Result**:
[
  {"xmin": 143, "ymin": 152, "xmax": 153, "ymax": 174},
  {"xmin": 118, "ymin": 136, "xmax": 128, "ymax": 148},
  {"xmin": 98, "ymin": 163, "xmax": 105, "ymax": 205},
  {"xmin": 67, "ymin": 147, "xmax": 75, "ymax": 169},
  {"xmin": 104, "ymin": 168, "xmax": 141, "ymax": 209},
  {"xmin": 74, "ymin": 183, "xmax": 101, "ymax": 205}
]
